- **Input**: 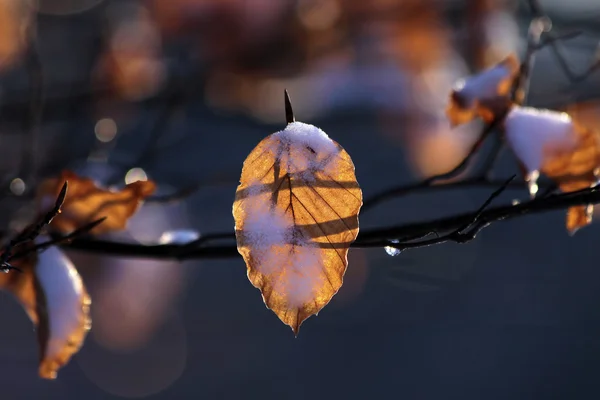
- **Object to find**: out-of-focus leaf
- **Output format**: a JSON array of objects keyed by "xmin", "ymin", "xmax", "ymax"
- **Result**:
[
  {"xmin": 504, "ymin": 106, "xmax": 600, "ymax": 233},
  {"xmin": 446, "ymin": 53, "xmax": 519, "ymax": 126},
  {"xmin": 0, "ymin": 241, "xmax": 90, "ymax": 379},
  {"xmin": 93, "ymin": 2, "xmax": 166, "ymax": 101},
  {"xmin": 0, "ymin": 0, "xmax": 32, "ymax": 71},
  {"xmin": 233, "ymin": 121, "xmax": 362, "ymax": 334},
  {"xmin": 36, "ymin": 170, "xmax": 156, "ymax": 235}
]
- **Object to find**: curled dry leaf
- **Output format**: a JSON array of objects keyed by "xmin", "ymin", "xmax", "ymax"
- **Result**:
[
  {"xmin": 446, "ymin": 53, "xmax": 519, "ymax": 127},
  {"xmin": 0, "ymin": 239, "xmax": 90, "ymax": 379},
  {"xmin": 504, "ymin": 106, "xmax": 600, "ymax": 233},
  {"xmin": 36, "ymin": 170, "xmax": 156, "ymax": 235},
  {"xmin": 233, "ymin": 121, "xmax": 362, "ymax": 334}
]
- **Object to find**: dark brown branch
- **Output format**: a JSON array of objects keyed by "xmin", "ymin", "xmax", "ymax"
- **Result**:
[
  {"xmin": 0, "ymin": 181, "xmax": 68, "ymax": 271},
  {"xmin": 146, "ymin": 183, "xmax": 201, "ymax": 204},
  {"xmin": 380, "ymin": 176, "xmax": 516, "ymax": 250},
  {"xmin": 10, "ymin": 216, "xmax": 106, "ymax": 262},
  {"xmin": 50, "ymin": 181, "xmax": 600, "ymax": 260}
]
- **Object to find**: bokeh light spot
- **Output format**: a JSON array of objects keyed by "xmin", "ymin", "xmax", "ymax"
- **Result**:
[
  {"xmin": 77, "ymin": 312, "xmax": 187, "ymax": 398},
  {"xmin": 9, "ymin": 178, "xmax": 25, "ymax": 196},
  {"xmin": 94, "ymin": 118, "xmax": 118, "ymax": 143}
]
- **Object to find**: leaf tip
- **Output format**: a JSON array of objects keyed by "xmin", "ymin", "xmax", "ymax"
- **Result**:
[
  {"xmin": 566, "ymin": 205, "xmax": 593, "ymax": 236},
  {"xmin": 39, "ymin": 362, "xmax": 58, "ymax": 380},
  {"xmin": 291, "ymin": 325, "xmax": 300, "ymax": 337},
  {"xmin": 56, "ymin": 181, "xmax": 69, "ymax": 208},
  {"xmin": 284, "ymin": 89, "xmax": 295, "ymax": 124}
]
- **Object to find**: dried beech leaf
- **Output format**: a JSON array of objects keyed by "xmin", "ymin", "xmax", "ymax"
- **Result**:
[
  {"xmin": 0, "ymin": 241, "xmax": 91, "ymax": 379},
  {"xmin": 233, "ymin": 121, "xmax": 362, "ymax": 334},
  {"xmin": 36, "ymin": 170, "xmax": 156, "ymax": 235},
  {"xmin": 446, "ymin": 53, "xmax": 519, "ymax": 126},
  {"xmin": 504, "ymin": 106, "xmax": 600, "ymax": 233},
  {"xmin": 566, "ymin": 205, "xmax": 593, "ymax": 234}
]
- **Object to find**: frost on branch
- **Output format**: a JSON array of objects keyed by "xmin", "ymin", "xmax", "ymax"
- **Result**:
[
  {"xmin": 0, "ymin": 240, "xmax": 90, "ymax": 379},
  {"xmin": 36, "ymin": 170, "xmax": 156, "ymax": 235},
  {"xmin": 504, "ymin": 106, "xmax": 600, "ymax": 233},
  {"xmin": 446, "ymin": 53, "xmax": 519, "ymax": 126},
  {"xmin": 233, "ymin": 119, "xmax": 362, "ymax": 335}
]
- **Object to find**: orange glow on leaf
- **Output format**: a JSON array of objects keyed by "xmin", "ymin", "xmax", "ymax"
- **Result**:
[
  {"xmin": 446, "ymin": 53, "xmax": 519, "ymax": 127},
  {"xmin": 504, "ymin": 106, "xmax": 600, "ymax": 234},
  {"xmin": 541, "ymin": 123, "xmax": 600, "ymax": 234},
  {"xmin": 233, "ymin": 121, "xmax": 362, "ymax": 334},
  {"xmin": 0, "ymin": 246, "xmax": 90, "ymax": 379},
  {"xmin": 37, "ymin": 170, "xmax": 156, "ymax": 235}
]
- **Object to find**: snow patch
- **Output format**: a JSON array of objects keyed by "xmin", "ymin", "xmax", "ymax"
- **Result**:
[
  {"xmin": 274, "ymin": 121, "xmax": 340, "ymax": 178},
  {"xmin": 453, "ymin": 61, "xmax": 514, "ymax": 108},
  {"xmin": 34, "ymin": 240, "xmax": 86, "ymax": 364},
  {"xmin": 505, "ymin": 106, "xmax": 577, "ymax": 173}
]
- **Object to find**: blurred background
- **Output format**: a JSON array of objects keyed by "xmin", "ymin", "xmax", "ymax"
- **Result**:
[{"xmin": 0, "ymin": 0, "xmax": 599, "ymax": 398}]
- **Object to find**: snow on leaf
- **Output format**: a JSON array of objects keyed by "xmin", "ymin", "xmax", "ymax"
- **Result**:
[
  {"xmin": 504, "ymin": 106, "xmax": 600, "ymax": 233},
  {"xmin": 36, "ymin": 170, "xmax": 156, "ymax": 235},
  {"xmin": 233, "ymin": 121, "xmax": 362, "ymax": 335},
  {"xmin": 0, "ymin": 239, "xmax": 91, "ymax": 379},
  {"xmin": 446, "ymin": 53, "xmax": 519, "ymax": 127}
]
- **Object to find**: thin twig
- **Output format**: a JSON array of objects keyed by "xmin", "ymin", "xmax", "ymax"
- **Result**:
[
  {"xmin": 361, "ymin": 175, "xmax": 538, "ymax": 214},
  {"xmin": 526, "ymin": 0, "xmax": 600, "ymax": 84},
  {"xmin": 384, "ymin": 176, "xmax": 516, "ymax": 250},
  {"xmin": 513, "ymin": 14, "xmax": 547, "ymax": 105},
  {"xmin": 362, "ymin": 118, "xmax": 502, "ymax": 213},
  {"xmin": 10, "ymin": 216, "xmax": 106, "ymax": 262},
  {"xmin": 146, "ymin": 184, "xmax": 202, "ymax": 204},
  {"xmin": 0, "ymin": 181, "xmax": 68, "ymax": 271},
  {"xmin": 20, "ymin": 16, "xmax": 44, "ymax": 191}
]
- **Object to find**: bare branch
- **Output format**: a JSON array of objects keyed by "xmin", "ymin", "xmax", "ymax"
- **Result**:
[
  {"xmin": 50, "ymin": 181, "xmax": 600, "ymax": 260},
  {"xmin": 10, "ymin": 216, "xmax": 106, "ymax": 262},
  {"xmin": 0, "ymin": 181, "xmax": 68, "ymax": 271},
  {"xmin": 20, "ymin": 16, "xmax": 44, "ymax": 192}
]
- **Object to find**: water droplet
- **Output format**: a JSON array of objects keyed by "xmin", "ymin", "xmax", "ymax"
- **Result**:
[
  {"xmin": 526, "ymin": 170, "xmax": 539, "ymax": 199},
  {"xmin": 384, "ymin": 240, "xmax": 401, "ymax": 257}
]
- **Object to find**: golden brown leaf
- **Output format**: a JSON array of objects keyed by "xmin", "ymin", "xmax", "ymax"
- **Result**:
[
  {"xmin": 36, "ymin": 170, "xmax": 156, "ymax": 235},
  {"xmin": 0, "ymin": 241, "xmax": 90, "ymax": 379},
  {"xmin": 504, "ymin": 106, "xmax": 600, "ymax": 233},
  {"xmin": 233, "ymin": 121, "xmax": 362, "ymax": 334},
  {"xmin": 541, "ymin": 123, "xmax": 600, "ymax": 233},
  {"xmin": 566, "ymin": 205, "xmax": 593, "ymax": 234},
  {"xmin": 446, "ymin": 53, "xmax": 519, "ymax": 127}
]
